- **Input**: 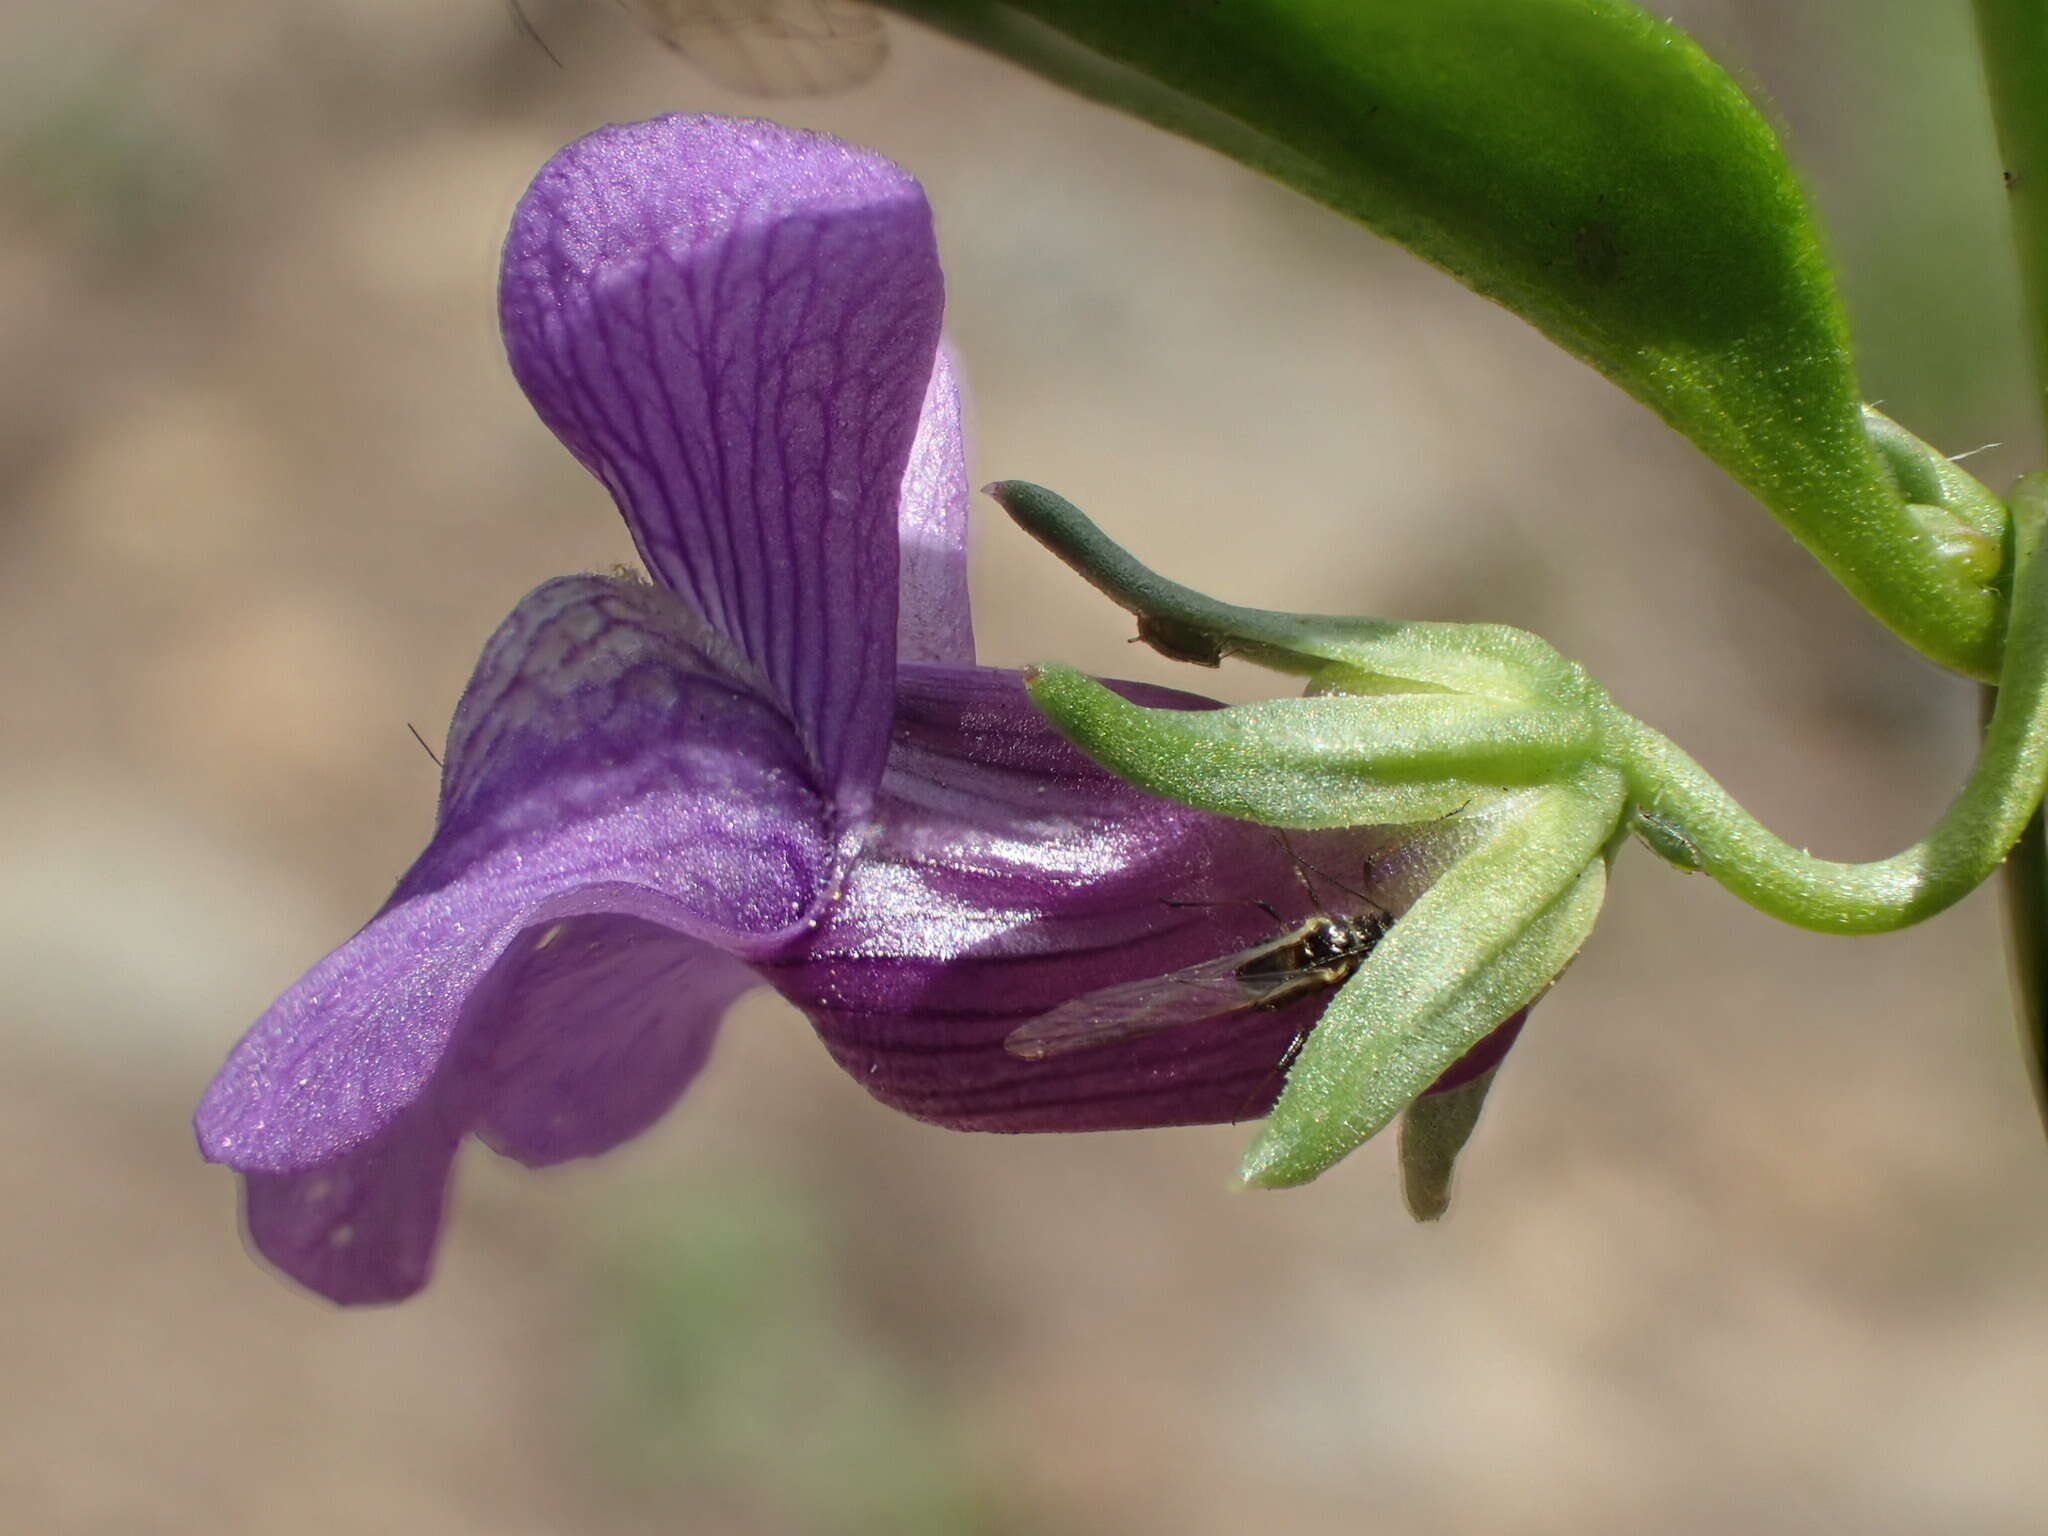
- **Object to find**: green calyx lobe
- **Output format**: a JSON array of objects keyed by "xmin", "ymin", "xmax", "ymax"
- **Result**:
[
  {"xmin": 893, "ymin": 0, "xmax": 2007, "ymax": 675},
  {"xmin": 1025, "ymin": 670, "xmax": 1596, "ymax": 829},
  {"xmin": 1241, "ymin": 772, "xmax": 1621, "ymax": 1189}
]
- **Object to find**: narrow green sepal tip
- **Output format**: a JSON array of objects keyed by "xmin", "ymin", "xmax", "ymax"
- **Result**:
[
  {"xmin": 1397, "ymin": 1067, "xmax": 1501, "ymax": 1220},
  {"xmin": 1238, "ymin": 1137, "xmax": 1303, "ymax": 1190}
]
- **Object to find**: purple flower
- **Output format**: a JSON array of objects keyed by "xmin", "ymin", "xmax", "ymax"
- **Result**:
[{"xmin": 195, "ymin": 115, "xmax": 1494, "ymax": 1305}]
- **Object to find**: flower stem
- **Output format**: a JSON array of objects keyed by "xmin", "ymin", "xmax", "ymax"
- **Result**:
[
  {"xmin": 1972, "ymin": 0, "xmax": 2048, "ymax": 1122},
  {"xmin": 1974, "ymin": 2, "xmax": 2048, "ymax": 401},
  {"xmin": 1607, "ymin": 482, "xmax": 2048, "ymax": 935}
]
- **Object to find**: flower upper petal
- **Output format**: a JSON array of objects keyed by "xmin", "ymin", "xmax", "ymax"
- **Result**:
[
  {"xmin": 499, "ymin": 115, "xmax": 944, "ymax": 811},
  {"xmin": 197, "ymin": 575, "xmax": 825, "ymax": 1174},
  {"xmin": 767, "ymin": 666, "xmax": 1417, "ymax": 1131},
  {"xmin": 895, "ymin": 344, "xmax": 974, "ymax": 666}
]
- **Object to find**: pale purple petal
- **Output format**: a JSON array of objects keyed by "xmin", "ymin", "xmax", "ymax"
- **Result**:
[
  {"xmin": 199, "ymin": 907, "xmax": 504, "ymax": 1174},
  {"xmin": 471, "ymin": 914, "xmax": 758, "ymax": 1166},
  {"xmin": 765, "ymin": 666, "xmax": 1410, "ymax": 1130},
  {"xmin": 499, "ymin": 115, "xmax": 944, "ymax": 809},
  {"xmin": 241, "ymin": 1087, "xmax": 466, "ymax": 1305},
  {"xmin": 895, "ymin": 345, "xmax": 974, "ymax": 666},
  {"xmin": 236, "ymin": 918, "xmax": 758, "ymax": 1305},
  {"xmin": 198, "ymin": 575, "xmax": 824, "ymax": 1174}
]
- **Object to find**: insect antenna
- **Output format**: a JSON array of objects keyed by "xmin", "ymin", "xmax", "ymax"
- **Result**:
[
  {"xmin": 406, "ymin": 722, "xmax": 444, "ymax": 769},
  {"xmin": 1270, "ymin": 829, "xmax": 1391, "ymax": 922}
]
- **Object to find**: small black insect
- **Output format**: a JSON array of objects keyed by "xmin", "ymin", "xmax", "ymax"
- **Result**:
[{"xmin": 1004, "ymin": 901, "xmax": 1392, "ymax": 1060}]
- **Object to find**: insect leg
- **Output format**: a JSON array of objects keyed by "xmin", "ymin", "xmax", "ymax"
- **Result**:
[
  {"xmin": 1164, "ymin": 896, "xmax": 1285, "ymax": 926},
  {"xmin": 1233, "ymin": 1022, "xmax": 1314, "ymax": 1124}
]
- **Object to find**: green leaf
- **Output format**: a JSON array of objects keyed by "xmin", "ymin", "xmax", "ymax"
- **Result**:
[
  {"xmin": 902, "ymin": 1, "xmax": 2004, "ymax": 676},
  {"xmin": 1242, "ymin": 769, "xmax": 1622, "ymax": 1187}
]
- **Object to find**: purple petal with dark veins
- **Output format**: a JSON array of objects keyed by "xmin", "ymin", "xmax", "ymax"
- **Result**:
[
  {"xmin": 197, "ymin": 575, "xmax": 825, "ymax": 1174},
  {"xmin": 500, "ymin": 115, "xmax": 944, "ymax": 810},
  {"xmin": 765, "ymin": 665, "xmax": 1415, "ymax": 1131},
  {"xmin": 895, "ymin": 344, "xmax": 974, "ymax": 666}
]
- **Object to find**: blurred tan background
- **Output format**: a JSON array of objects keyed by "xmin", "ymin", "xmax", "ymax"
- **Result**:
[{"xmin": 4, "ymin": 2, "xmax": 2046, "ymax": 1532}]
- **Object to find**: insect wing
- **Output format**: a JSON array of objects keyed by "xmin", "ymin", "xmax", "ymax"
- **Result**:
[
  {"xmin": 621, "ymin": 0, "xmax": 887, "ymax": 97},
  {"xmin": 1006, "ymin": 948, "xmax": 1312, "ymax": 1060}
]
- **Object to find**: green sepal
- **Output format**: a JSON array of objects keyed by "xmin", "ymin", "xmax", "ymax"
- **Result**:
[
  {"xmin": 1398, "ymin": 1066, "xmax": 1501, "ymax": 1221},
  {"xmin": 1028, "ymin": 663, "xmax": 1598, "ymax": 828},
  {"xmin": 993, "ymin": 480, "xmax": 1591, "ymax": 702},
  {"xmin": 1242, "ymin": 769, "xmax": 1623, "ymax": 1188},
  {"xmin": 908, "ymin": 2, "xmax": 2005, "ymax": 677}
]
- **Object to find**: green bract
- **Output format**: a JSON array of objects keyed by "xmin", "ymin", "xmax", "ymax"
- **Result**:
[
  {"xmin": 893, "ymin": 0, "xmax": 2009, "ymax": 677},
  {"xmin": 1241, "ymin": 774, "xmax": 1621, "ymax": 1189},
  {"xmin": 992, "ymin": 481, "xmax": 2048, "ymax": 1195}
]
